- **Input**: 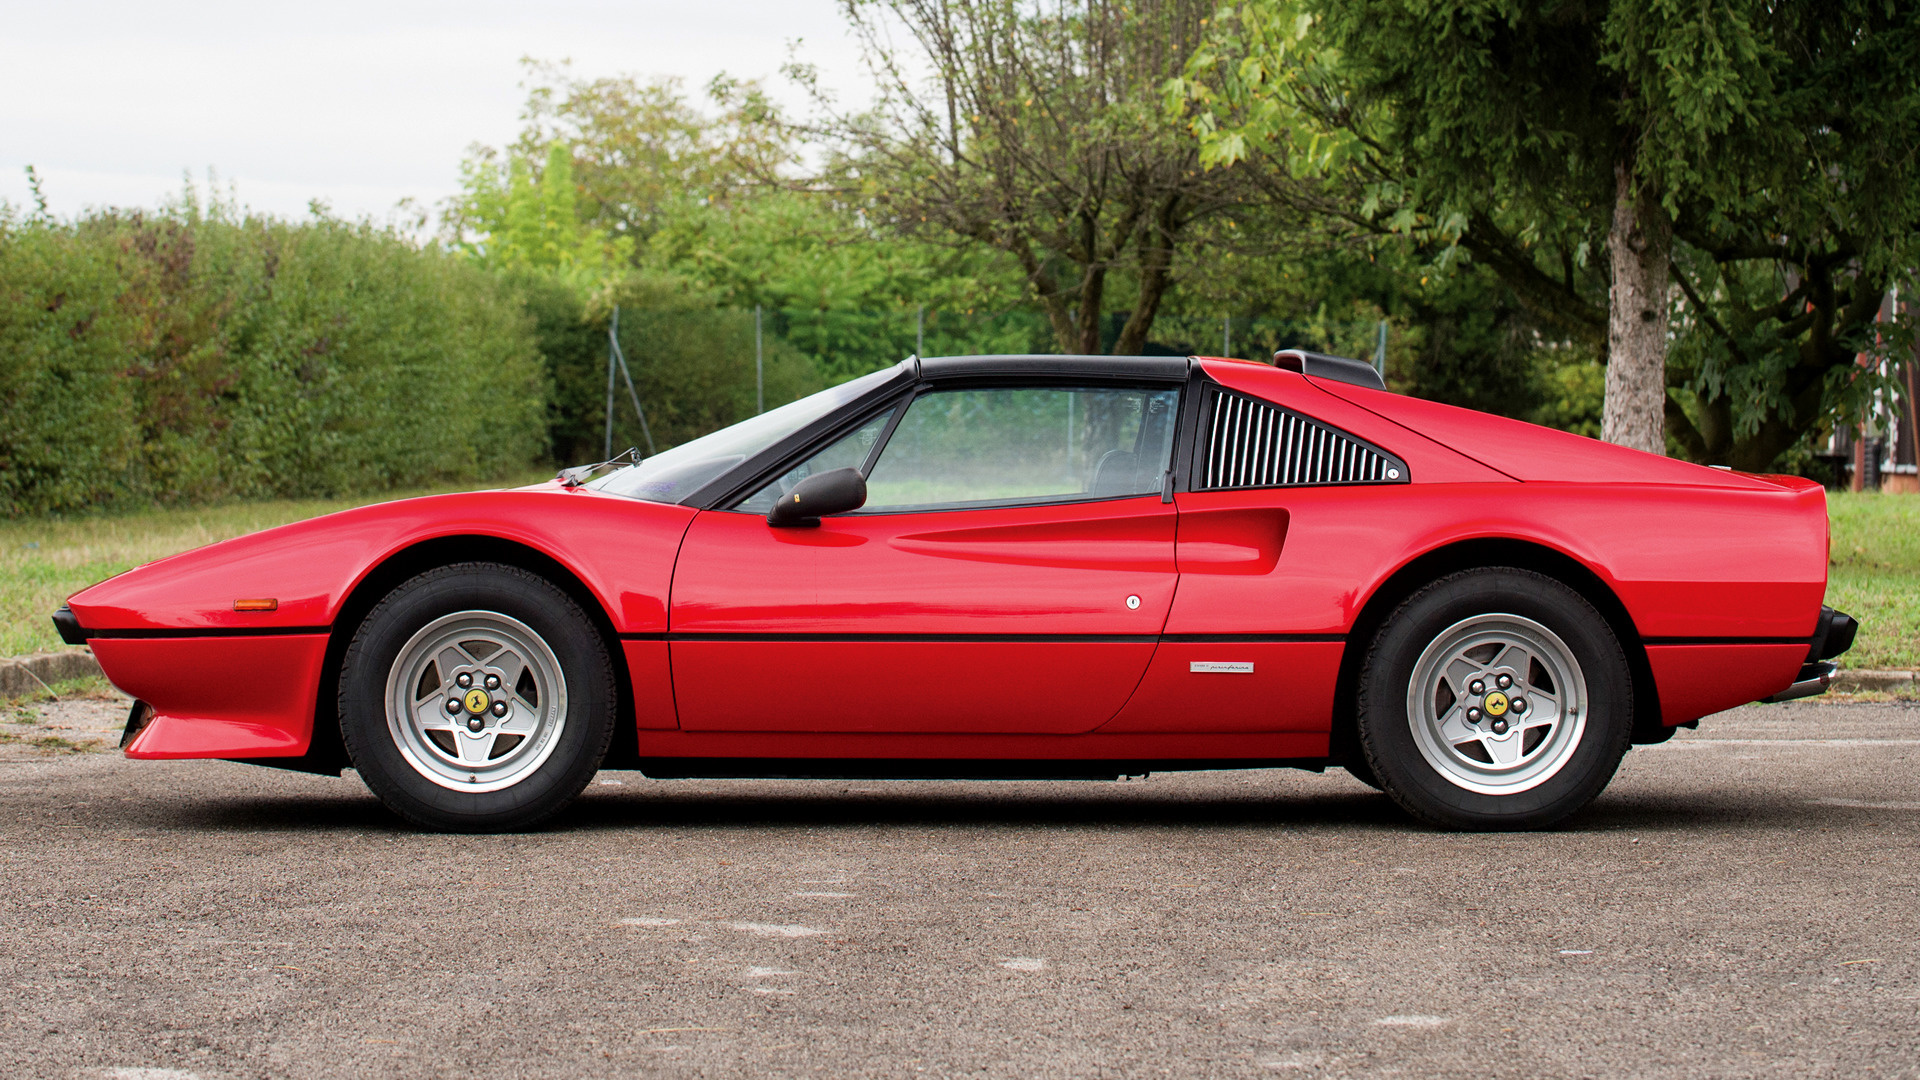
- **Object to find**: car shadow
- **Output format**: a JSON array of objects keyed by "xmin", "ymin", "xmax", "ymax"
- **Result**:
[
  {"xmin": 560, "ymin": 786, "xmax": 1413, "ymax": 832},
  {"xmin": 117, "ymin": 775, "xmax": 1877, "ymax": 836}
]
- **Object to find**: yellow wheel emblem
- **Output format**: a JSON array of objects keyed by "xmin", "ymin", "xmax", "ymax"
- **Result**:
[
  {"xmin": 463, "ymin": 688, "xmax": 492, "ymax": 715},
  {"xmin": 1483, "ymin": 690, "xmax": 1510, "ymax": 717}
]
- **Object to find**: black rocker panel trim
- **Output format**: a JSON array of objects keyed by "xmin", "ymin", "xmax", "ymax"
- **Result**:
[{"xmin": 637, "ymin": 757, "xmax": 1325, "ymax": 780}]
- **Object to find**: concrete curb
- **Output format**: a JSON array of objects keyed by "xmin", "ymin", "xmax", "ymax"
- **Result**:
[
  {"xmin": 1833, "ymin": 668, "xmax": 1919, "ymax": 694},
  {"xmin": 0, "ymin": 649, "xmax": 104, "ymax": 698}
]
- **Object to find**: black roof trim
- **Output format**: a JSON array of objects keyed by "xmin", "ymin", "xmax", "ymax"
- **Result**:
[
  {"xmin": 919, "ymin": 354, "xmax": 1191, "ymax": 381},
  {"xmin": 1273, "ymin": 349, "xmax": 1386, "ymax": 391}
]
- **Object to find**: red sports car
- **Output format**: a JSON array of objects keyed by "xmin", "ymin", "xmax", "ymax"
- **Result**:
[{"xmin": 54, "ymin": 352, "xmax": 1856, "ymax": 832}]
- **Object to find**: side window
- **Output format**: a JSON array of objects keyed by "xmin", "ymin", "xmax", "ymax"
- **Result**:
[
  {"xmin": 1199, "ymin": 388, "xmax": 1409, "ymax": 489},
  {"xmin": 862, "ymin": 386, "xmax": 1179, "ymax": 512},
  {"xmin": 735, "ymin": 410, "xmax": 894, "ymax": 514}
]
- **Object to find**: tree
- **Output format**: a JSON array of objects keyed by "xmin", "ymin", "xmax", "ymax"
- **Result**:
[
  {"xmin": 446, "ymin": 141, "xmax": 633, "ymax": 285},
  {"xmin": 1163, "ymin": 209, "xmax": 1568, "ymax": 417},
  {"xmin": 445, "ymin": 61, "xmax": 787, "ymax": 251},
  {"xmin": 814, "ymin": 0, "xmax": 1266, "ymax": 355},
  {"xmin": 1173, "ymin": 0, "xmax": 1920, "ymax": 467},
  {"xmin": 642, "ymin": 186, "xmax": 1042, "ymax": 378}
]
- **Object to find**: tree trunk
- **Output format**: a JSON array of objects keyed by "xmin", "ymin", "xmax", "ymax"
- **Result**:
[
  {"xmin": 1113, "ymin": 243, "xmax": 1173, "ymax": 355},
  {"xmin": 1602, "ymin": 161, "xmax": 1672, "ymax": 454}
]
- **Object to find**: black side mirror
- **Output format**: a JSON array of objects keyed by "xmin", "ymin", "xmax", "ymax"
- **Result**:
[{"xmin": 767, "ymin": 467, "xmax": 867, "ymax": 527}]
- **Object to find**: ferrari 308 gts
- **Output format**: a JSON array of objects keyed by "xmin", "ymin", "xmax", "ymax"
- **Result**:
[{"xmin": 54, "ymin": 351, "xmax": 1856, "ymax": 831}]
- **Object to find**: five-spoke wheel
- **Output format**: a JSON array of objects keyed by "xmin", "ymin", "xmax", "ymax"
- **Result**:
[
  {"xmin": 1406, "ymin": 613, "xmax": 1586, "ymax": 796},
  {"xmin": 339, "ymin": 563, "xmax": 616, "ymax": 832},
  {"xmin": 1356, "ymin": 568, "xmax": 1633, "ymax": 830},
  {"xmin": 385, "ymin": 611, "xmax": 569, "ymax": 793}
]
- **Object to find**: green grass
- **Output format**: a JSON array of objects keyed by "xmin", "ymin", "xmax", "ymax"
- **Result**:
[
  {"xmin": 0, "ymin": 471, "xmax": 551, "ymax": 658},
  {"xmin": 1, "ymin": 476, "xmax": 1915, "ymax": 672},
  {"xmin": 3, "ymin": 674, "xmax": 120, "ymax": 712},
  {"xmin": 1825, "ymin": 491, "xmax": 1920, "ymax": 671}
]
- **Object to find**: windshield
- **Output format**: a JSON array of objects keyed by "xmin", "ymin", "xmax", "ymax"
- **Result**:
[{"xmin": 587, "ymin": 365, "xmax": 904, "ymax": 504}]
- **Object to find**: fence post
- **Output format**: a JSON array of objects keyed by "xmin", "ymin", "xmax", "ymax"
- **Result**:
[
  {"xmin": 917, "ymin": 304, "xmax": 926, "ymax": 356},
  {"xmin": 755, "ymin": 305, "xmax": 765, "ymax": 415},
  {"xmin": 1373, "ymin": 319, "xmax": 1389, "ymax": 377},
  {"xmin": 604, "ymin": 305, "xmax": 619, "ymax": 459},
  {"xmin": 610, "ymin": 325, "xmax": 656, "ymax": 457},
  {"xmin": 1223, "ymin": 316, "xmax": 1231, "ymax": 358}
]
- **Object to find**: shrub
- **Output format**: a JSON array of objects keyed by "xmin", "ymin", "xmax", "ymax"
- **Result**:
[
  {"xmin": 0, "ymin": 215, "xmax": 138, "ymax": 514},
  {"xmin": 0, "ymin": 200, "xmax": 547, "ymax": 515}
]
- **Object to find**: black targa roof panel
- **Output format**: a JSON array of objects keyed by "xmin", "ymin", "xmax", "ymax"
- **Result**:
[{"xmin": 917, "ymin": 354, "xmax": 1192, "ymax": 381}]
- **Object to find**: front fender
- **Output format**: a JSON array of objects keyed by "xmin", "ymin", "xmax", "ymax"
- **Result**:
[{"xmin": 65, "ymin": 485, "xmax": 696, "ymax": 636}]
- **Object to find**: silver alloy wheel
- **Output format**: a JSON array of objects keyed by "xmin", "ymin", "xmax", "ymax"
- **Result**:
[
  {"xmin": 383, "ymin": 610, "xmax": 569, "ymax": 793},
  {"xmin": 1404, "ymin": 613, "xmax": 1587, "ymax": 796}
]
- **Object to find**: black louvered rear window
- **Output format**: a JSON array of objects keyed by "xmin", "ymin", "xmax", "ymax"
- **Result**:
[{"xmin": 1200, "ymin": 389, "xmax": 1409, "ymax": 489}]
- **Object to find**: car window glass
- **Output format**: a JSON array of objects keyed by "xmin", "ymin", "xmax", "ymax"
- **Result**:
[
  {"xmin": 735, "ymin": 410, "xmax": 894, "ymax": 515},
  {"xmin": 861, "ymin": 386, "xmax": 1179, "ymax": 512},
  {"xmin": 587, "ymin": 365, "xmax": 900, "ymax": 504}
]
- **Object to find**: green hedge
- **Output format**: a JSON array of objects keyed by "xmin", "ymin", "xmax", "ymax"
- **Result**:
[{"xmin": 0, "ymin": 206, "xmax": 548, "ymax": 515}]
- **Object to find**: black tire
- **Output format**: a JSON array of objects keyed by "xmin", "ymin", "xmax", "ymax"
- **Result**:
[
  {"xmin": 1355, "ymin": 568, "xmax": 1633, "ymax": 830},
  {"xmin": 339, "ymin": 562, "xmax": 616, "ymax": 832},
  {"xmin": 1342, "ymin": 758, "xmax": 1385, "ymax": 790}
]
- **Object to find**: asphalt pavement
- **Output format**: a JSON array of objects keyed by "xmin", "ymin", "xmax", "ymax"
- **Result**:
[{"xmin": 1, "ymin": 700, "xmax": 1916, "ymax": 1079}]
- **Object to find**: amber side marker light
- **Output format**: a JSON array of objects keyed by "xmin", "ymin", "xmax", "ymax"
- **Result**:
[{"xmin": 233, "ymin": 598, "xmax": 279, "ymax": 612}]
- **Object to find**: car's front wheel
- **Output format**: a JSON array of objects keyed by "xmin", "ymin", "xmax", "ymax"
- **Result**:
[
  {"xmin": 1355, "ymin": 568, "xmax": 1633, "ymax": 830},
  {"xmin": 339, "ymin": 563, "xmax": 616, "ymax": 831}
]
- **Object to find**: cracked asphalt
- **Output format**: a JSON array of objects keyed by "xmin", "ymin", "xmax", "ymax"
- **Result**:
[{"xmin": 1, "ymin": 699, "xmax": 1916, "ymax": 1079}]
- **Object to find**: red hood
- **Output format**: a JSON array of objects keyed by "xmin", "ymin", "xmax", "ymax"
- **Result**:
[
  {"xmin": 65, "ymin": 485, "xmax": 695, "ymax": 634},
  {"xmin": 1309, "ymin": 377, "xmax": 1777, "ymax": 489}
]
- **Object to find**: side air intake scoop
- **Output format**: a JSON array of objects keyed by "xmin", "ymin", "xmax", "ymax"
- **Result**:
[{"xmin": 1274, "ymin": 349, "xmax": 1386, "ymax": 391}]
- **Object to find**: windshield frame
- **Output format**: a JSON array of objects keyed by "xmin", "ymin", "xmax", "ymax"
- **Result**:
[{"xmin": 586, "ymin": 360, "xmax": 916, "ymax": 508}]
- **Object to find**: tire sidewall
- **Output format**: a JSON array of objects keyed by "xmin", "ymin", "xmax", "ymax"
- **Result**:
[
  {"xmin": 1357, "ymin": 568, "xmax": 1633, "ymax": 829},
  {"xmin": 339, "ymin": 563, "xmax": 614, "ymax": 831}
]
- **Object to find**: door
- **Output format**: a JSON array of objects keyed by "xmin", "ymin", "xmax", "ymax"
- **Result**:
[{"xmin": 669, "ymin": 383, "xmax": 1181, "ymax": 734}]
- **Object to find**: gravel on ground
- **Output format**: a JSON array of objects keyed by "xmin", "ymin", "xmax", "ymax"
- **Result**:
[{"xmin": 0, "ymin": 700, "xmax": 1915, "ymax": 1079}]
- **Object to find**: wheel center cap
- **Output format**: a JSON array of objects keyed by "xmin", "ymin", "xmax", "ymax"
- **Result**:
[
  {"xmin": 1483, "ymin": 690, "xmax": 1510, "ymax": 717},
  {"xmin": 462, "ymin": 687, "xmax": 493, "ymax": 715}
]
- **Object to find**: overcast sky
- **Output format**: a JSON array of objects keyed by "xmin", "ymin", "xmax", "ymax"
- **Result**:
[{"xmin": 1, "ymin": 0, "xmax": 871, "ymax": 225}]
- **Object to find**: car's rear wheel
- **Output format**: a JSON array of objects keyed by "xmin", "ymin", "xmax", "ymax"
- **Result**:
[
  {"xmin": 339, "ymin": 563, "xmax": 616, "ymax": 832},
  {"xmin": 1356, "ymin": 568, "xmax": 1632, "ymax": 830}
]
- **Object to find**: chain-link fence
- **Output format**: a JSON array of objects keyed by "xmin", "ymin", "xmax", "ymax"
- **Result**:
[{"xmin": 574, "ymin": 306, "xmax": 1390, "ymax": 464}]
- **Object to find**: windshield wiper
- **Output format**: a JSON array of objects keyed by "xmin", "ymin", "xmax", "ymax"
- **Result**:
[{"xmin": 557, "ymin": 447, "xmax": 643, "ymax": 488}]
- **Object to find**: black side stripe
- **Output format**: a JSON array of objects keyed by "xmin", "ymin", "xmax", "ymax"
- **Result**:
[
  {"xmin": 644, "ymin": 633, "xmax": 1159, "ymax": 644},
  {"xmin": 79, "ymin": 625, "xmax": 332, "ymax": 640},
  {"xmin": 631, "ymin": 632, "xmax": 1810, "ymax": 647},
  {"xmin": 1641, "ymin": 636, "xmax": 1813, "ymax": 646},
  {"xmin": 1162, "ymin": 633, "xmax": 1345, "ymax": 644},
  {"xmin": 620, "ymin": 632, "xmax": 1345, "ymax": 644},
  {"xmin": 81, "ymin": 628, "xmax": 1814, "ymax": 648}
]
